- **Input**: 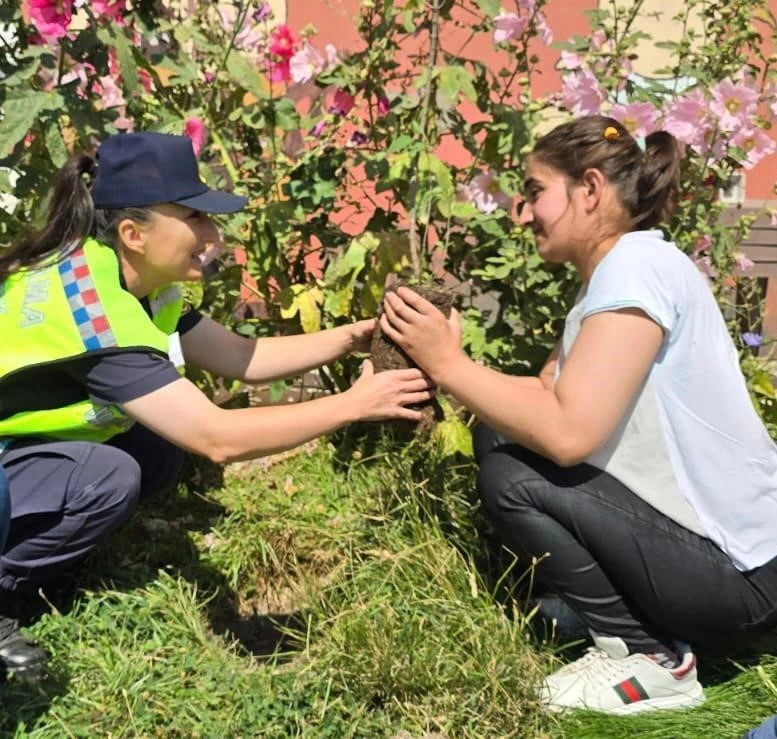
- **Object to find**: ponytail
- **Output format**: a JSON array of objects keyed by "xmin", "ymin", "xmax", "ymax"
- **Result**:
[
  {"xmin": 0, "ymin": 154, "xmax": 97, "ymax": 278},
  {"xmin": 633, "ymin": 131, "xmax": 682, "ymax": 229}
]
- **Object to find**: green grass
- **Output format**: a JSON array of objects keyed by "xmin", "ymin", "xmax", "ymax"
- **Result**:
[{"xmin": 2, "ymin": 437, "xmax": 775, "ymax": 738}]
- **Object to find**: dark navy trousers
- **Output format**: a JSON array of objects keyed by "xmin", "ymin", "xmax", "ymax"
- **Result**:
[
  {"xmin": 475, "ymin": 424, "xmax": 777, "ymax": 652},
  {"xmin": 0, "ymin": 468, "xmax": 9, "ymax": 558},
  {"xmin": 0, "ymin": 425, "xmax": 184, "ymax": 592}
]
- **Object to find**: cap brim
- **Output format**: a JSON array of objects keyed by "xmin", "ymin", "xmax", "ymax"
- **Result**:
[{"xmin": 175, "ymin": 189, "xmax": 248, "ymax": 214}]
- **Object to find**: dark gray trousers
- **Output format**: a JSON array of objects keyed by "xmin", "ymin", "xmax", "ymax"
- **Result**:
[
  {"xmin": 475, "ymin": 424, "xmax": 777, "ymax": 652},
  {"xmin": 0, "ymin": 425, "xmax": 184, "ymax": 592}
]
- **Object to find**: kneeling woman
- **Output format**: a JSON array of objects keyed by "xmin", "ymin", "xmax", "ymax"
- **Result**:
[
  {"xmin": 0, "ymin": 132, "xmax": 433, "ymax": 677},
  {"xmin": 379, "ymin": 116, "xmax": 777, "ymax": 714}
]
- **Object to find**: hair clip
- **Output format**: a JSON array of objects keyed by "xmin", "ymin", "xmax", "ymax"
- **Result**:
[
  {"xmin": 634, "ymin": 136, "xmax": 647, "ymax": 152},
  {"xmin": 603, "ymin": 126, "xmax": 620, "ymax": 141}
]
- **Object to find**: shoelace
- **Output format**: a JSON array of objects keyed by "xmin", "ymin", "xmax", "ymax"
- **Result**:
[
  {"xmin": 554, "ymin": 647, "xmax": 606, "ymax": 677},
  {"xmin": 581, "ymin": 652, "xmax": 636, "ymax": 692}
]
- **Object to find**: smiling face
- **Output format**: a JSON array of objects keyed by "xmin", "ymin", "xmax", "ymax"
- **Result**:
[
  {"xmin": 519, "ymin": 158, "xmax": 583, "ymax": 263},
  {"xmin": 117, "ymin": 203, "xmax": 221, "ymax": 293}
]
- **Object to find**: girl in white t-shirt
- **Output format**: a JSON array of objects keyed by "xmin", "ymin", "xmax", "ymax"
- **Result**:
[{"xmin": 379, "ymin": 115, "xmax": 777, "ymax": 715}]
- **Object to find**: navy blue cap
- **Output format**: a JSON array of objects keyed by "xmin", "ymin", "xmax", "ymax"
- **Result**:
[{"xmin": 91, "ymin": 132, "xmax": 247, "ymax": 214}]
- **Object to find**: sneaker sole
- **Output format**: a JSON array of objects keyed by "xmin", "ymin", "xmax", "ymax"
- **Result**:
[{"xmin": 545, "ymin": 683, "xmax": 705, "ymax": 715}]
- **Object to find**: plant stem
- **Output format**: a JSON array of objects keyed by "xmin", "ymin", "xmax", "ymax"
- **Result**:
[{"xmin": 408, "ymin": 0, "xmax": 442, "ymax": 280}]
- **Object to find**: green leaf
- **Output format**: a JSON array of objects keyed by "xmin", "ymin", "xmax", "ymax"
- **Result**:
[
  {"xmin": 279, "ymin": 284, "xmax": 324, "ymax": 333},
  {"xmin": 44, "ymin": 122, "xmax": 68, "ymax": 168},
  {"xmin": 97, "ymin": 27, "xmax": 139, "ymax": 94},
  {"xmin": 437, "ymin": 66, "xmax": 477, "ymax": 110},
  {"xmin": 476, "ymin": 0, "xmax": 501, "ymax": 15},
  {"xmin": 432, "ymin": 415, "xmax": 474, "ymax": 458},
  {"xmin": 0, "ymin": 90, "xmax": 63, "ymax": 157},
  {"xmin": 226, "ymin": 54, "xmax": 269, "ymax": 102}
]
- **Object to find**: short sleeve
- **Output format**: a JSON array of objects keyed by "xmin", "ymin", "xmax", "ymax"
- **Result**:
[
  {"xmin": 66, "ymin": 351, "xmax": 181, "ymax": 405},
  {"xmin": 177, "ymin": 306, "xmax": 204, "ymax": 335},
  {"xmin": 581, "ymin": 239, "xmax": 680, "ymax": 335}
]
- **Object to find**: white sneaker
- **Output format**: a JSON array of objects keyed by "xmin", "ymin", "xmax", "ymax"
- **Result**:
[{"xmin": 540, "ymin": 633, "xmax": 705, "ymax": 715}]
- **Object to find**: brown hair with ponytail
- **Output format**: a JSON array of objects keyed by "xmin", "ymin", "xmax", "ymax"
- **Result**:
[
  {"xmin": 530, "ymin": 115, "xmax": 683, "ymax": 230},
  {"xmin": 0, "ymin": 153, "xmax": 153, "ymax": 279}
]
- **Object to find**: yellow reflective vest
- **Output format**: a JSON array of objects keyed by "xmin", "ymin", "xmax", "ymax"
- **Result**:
[{"xmin": 0, "ymin": 238, "xmax": 183, "ymax": 446}]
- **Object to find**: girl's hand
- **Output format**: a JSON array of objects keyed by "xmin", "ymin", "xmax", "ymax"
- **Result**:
[
  {"xmin": 379, "ymin": 287, "xmax": 465, "ymax": 382},
  {"xmin": 346, "ymin": 318, "xmax": 376, "ymax": 354},
  {"xmin": 345, "ymin": 360, "xmax": 435, "ymax": 422}
]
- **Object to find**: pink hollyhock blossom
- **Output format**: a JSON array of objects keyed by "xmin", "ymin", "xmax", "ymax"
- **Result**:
[
  {"xmin": 559, "ymin": 69, "xmax": 605, "ymax": 116},
  {"xmin": 347, "ymin": 131, "xmax": 369, "ymax": 147},
  {"xmin": 113, "ymin": 108, "xmax": 133, "ymax": 131},
  {"xmin": 377, "ymin": 95, "xmax": 390, "ymax": 115},
  {"xmin": 330, "ymin": 89, "xmax": 355, "ymax": 116},
  {"xmin": 309, "ymin": 120, "xmax": 327, "ymax": 137},
  {"xmin": 694, "ymin": 255, "xmax": 717, "ymax": 283},
  {"xmin": 558, "ymin": 50, "xmax": 583, "ymax": 70},
  {"xmin": 253, "ymin": 2, "xmax": 272, "ymax": 22},
  {"xmin": 771, "ymin": 209, "xmax": 777, "ymax": 227},
  {"xmin": 92, "ymin": 0, "xmax": 125, "ymax": 23},
  {"xmin": 493, "ymin": 12, "xmax": 528, "ymax": 44},
  {"xmin": 183, "ymin": 117, "xmax": 207, "ymax": 157},
  {"xmin": 324, "ymin": 44, "xmax": 340, "ymax": 69},
  {"xmin": 28, "ymin": 0, "xmax": 72, "ymax": 40},
  {"xmin": 460, "ymin": 171, "xmax": 512, "ymax": 214},
  {"xmin": 270, "ymin": 25, "xmax": 296, "ymax": 59},
  {"xmin": 710, "ymin": 78, "xmax": 758, "ymax": 132},
  {"xmin": 609, "ymin": 101, "xmax": 659, "ymax": 137},
  {"xmin": 535, "ymin": 11, "xmax": 553, "ymax": 44},
  {"xmin": 663, "ymin": 89, "xmax": 711, "ymax": 146},
  {"xmin": 693, "ymin": 233, "xmax": 712, "ymax": 256},
  {"xmin": 730, "ymin": 126, "xmax": 776, "ymax": 169},
  {"xmin": 590, "ymin": 28, "xmax": 607, "ymax": 52},
  {"xmin": 290, "ymin": 43, "xmax": 325, "ymax": 84},
  {"xmin": 734, "ymin": 251, "xmax": 754, "ymax": 272},
  {"xmin": 60, "ymin": 61, "xmax": 95, "ymax": 99},
  {"xmin": 94, "ymin": 75, "xmax": 125, "ymax": 109},
  {"xmin": 268, "ymin": 58, "xmax": 291, "ymax": 83},
  {"xmin": 138, "ymin": 68, "xmax": 154, "ymax": 93}
]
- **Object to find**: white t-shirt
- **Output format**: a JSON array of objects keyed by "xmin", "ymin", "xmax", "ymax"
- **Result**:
[{"xmin": 556, "ymin": 230, "xmax": 777, "ymax": 572}]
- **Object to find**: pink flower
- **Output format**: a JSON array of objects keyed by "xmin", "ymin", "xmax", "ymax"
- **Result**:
[
  {"xmin": 28, "ymin": 0, "xmax": 72, "ymax": 40},
  {"xmin": 559, "ymin": 69, "xmax": 605, "ymax": 116},
  {"xmin": 734, "ymin": 251, "xmax": 754, "ymax": 272},
  {"xmin": 138, "ymin": 68, "xmax": 154, "ymax": 93},
  {"xmin": 493, "ymin": 12, "xmax": 528, "ymax": 44},
  {"xmin": 694, "ymin": 255, "xmax": 717, "ymax": 283},
  {"xmin": 290, "ymin": 43, "xmax": 325, "ymax": 84},
  {"xmin": 347, "ymin": 131, "xmax": 369, "ymax": 147},
  {"xmin": 535, "ymin": 11, "xmax": 553, "ymax": 44},
  {"xmin": 309, "ymin": 120, "xmax": 327, "ymax": 138},
  {"xmin": 113, "ymin": 108, "xmax": 134, "ymax": 131},
  {"xmin": 329, "ymin": 89, "xmax": 355, "ymax": 116},
  {"xmin": 270, "ymin": 25, "xmax": 296, "ymax": 60},
  {"xmin": 324, "ymin": 44, "xmax": 340, "ymax": 69},
  {"xmin": 663, "ymin": 89, "xmax": 711, "ymax": 147},
  {"xmin": 730, "ymin": 126, "xmax": 776, "ymax": 169},
  {"xmin": 771, "ymin": 209, "xmax": 777, "ymax": 227},
  {"xmin": 558, "ymin": 50, "xmax": 583, "ymax": 71},
  {"xmin": 268, "ymin": 59, "xmax": 291, "ymax": 83},
  {"xmin": 253, "ymin": 2, "xmax": 272, "ymax": 22},
  {"xmin": 94, "ymin": 74, "xmax": 125, "ymax": 109},
  {"xmin": 710, "ymin": 78, "xmax": 758, "ymax": 132},
  {"xmin": 377, "ymin": 95, "xmax": 390, "ymax": 115},
  {"xmin": 183, "ymin": 117, "xmax": 207, "ymax": 157},
  {"xmin": 60, "ymin": 61, "xmax": 95, "ymax": 99},
  {"xmin": 460, "ymin": 170, "xmax": 512, "ymax": 214},
  {"xmin": 693, "ymin": 234, "xmax": 712, "ymax": 256},
  {"xmin": 609, "ymin": 101, "xmax": 660, "ymax": 138},
  {"xmin": 589, "ymin": 29, "xmax": 607, "ymax": 52},
  {"xmin": 92, "ymin": 0, "xmax": 125, "ymax": 23}
]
